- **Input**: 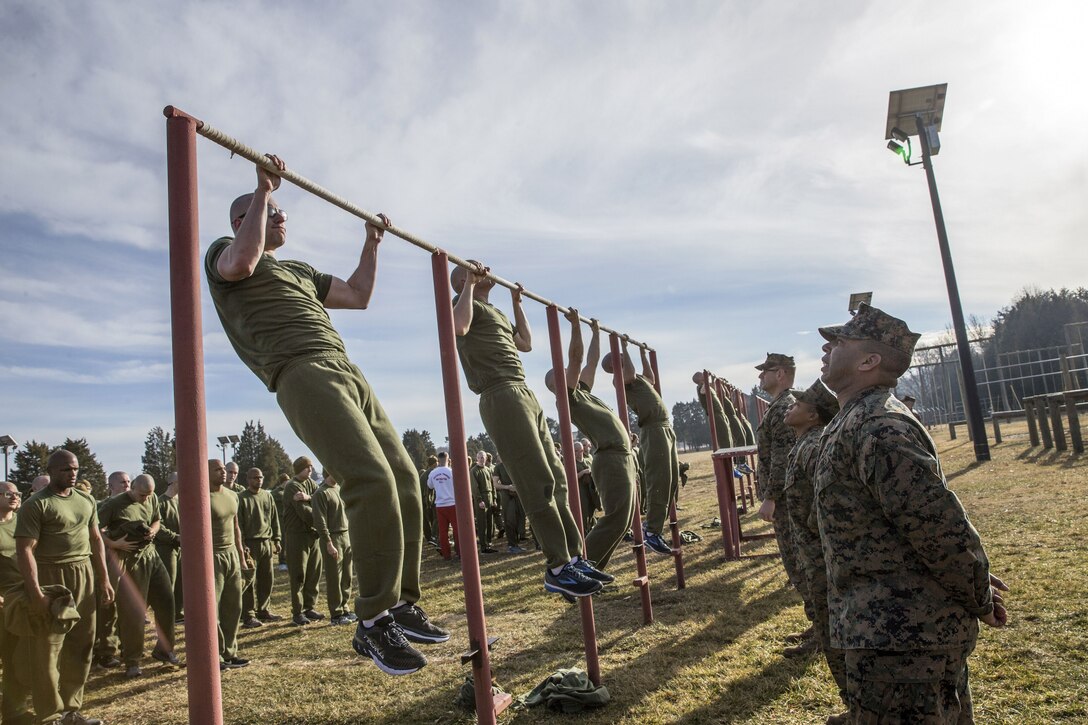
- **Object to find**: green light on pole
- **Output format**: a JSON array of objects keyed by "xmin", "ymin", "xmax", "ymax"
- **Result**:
[{"xmin": 887, "ymin": 139, "xmax": 911, "ymax": 164}]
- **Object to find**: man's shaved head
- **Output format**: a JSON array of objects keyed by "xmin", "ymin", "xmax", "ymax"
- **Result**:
[
  {"xmin": 230, "ymin": 194, "xmax": 253, "ymax": 225},
  {"xmin": 108, "ymin": 471, "xmax": 132, "ymax": 495},
  {"xmin": 31, "ymin": 475, "xmax": 50, "ymax": 493},
  {"xmin": 132, "ymin": 474, "xmax": 155, "ymax": 494},
  {"xmin": 47, "ymin": 450, "xmax": 79, "ymax": 491}
]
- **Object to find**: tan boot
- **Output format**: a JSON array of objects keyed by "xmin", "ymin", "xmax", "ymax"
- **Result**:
[{"xmin": 783, "ymin": 636, "xmax": 819, "ymax": 658}]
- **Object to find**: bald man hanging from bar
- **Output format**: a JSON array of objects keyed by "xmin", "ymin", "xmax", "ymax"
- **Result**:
[
  {"xmin": 545, "ymin": 310, "xmax": 635, "ymax": 572},
  {"xmin": 205, "ymin": 154, "xmax": 446, "ymax": 676},
  {"xmin": 451, "ymin": 263, "xmax": 608, "ymax": 599}
]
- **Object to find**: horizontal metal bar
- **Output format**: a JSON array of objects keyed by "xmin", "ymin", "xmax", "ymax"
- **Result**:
[{"xmin": 166, "ymin": 105, "xmax": 652, "ymax": 349}]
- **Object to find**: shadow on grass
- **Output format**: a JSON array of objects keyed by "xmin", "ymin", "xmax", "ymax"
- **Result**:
[{"xmin": 947, "ymin": 460, "xmax": 985, "ymax": 482}]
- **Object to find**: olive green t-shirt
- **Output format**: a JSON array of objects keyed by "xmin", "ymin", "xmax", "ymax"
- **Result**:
[
  {"xmin": 312, "ymin": 484, "xmax": 349, "ymax": 543},
  {"xmin": 205, "ymin": 237, "xmax": 344, "ymax": 391},
  {"xmin": 15, "ymin": 487, "xmax": 98, "ymax": 565},
  {"xmin": 0, "ymin": 516, "xmax": 21, "ymax": 594},
  {"xmin": 454, "ymin": 297, "xmax": 525, "ymax": 394},
  {"xmin": 237, "ymin": 488, "xmax": 280, "ymax": 542},
  {"xmin": 282, "ymin": 478, "xmax": 318, "ymax": 534},
  {"xmin": 626, "ymin": 375, "xmax": 669, "ymax": 426},
  {"xmin": 98, "ymin": 491, "xmax": 161, "ymax": 558},
  {"xmin": 470, "ymin": 464, "xmax": 493, "ymax": 504},
  {"xmin": 157, "ymin": 495, "xmax": 181, "ymax": 545},
  {"xmin": 569, "ymin": 382, "xmax": 630, "ymax": 453},
  {"xmin": 698, "ymin": 389, "xmax": 734, "ymax": 449},
  {"xmin": 209, "ymin": 488, "xmax": 239, "ymax": 552}
]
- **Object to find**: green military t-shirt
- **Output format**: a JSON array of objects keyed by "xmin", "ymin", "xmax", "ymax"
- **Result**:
[
  {"xmin": 15, "ymin": 487, "xmax": 98, "ymax": 565},
  {"xmin": 625, "ymin": 375, "xmax": 668, "ymax": 426},
  {"xmin": 282, "ymin": 478, "xmax": 317, "ymax": 534},
  {"xmin": 312, "ymin": 484, "xmax": 349, "ymax": 544},
  {"xmin": 98, "ymin": 491, "xmax": 161, "ymax": 557},
  {"xmin": 470, "ymin": 464, "xmax": 493, "ymax": 505},
  {"xmin": 569, "ymin": 382, "xmax": 630, "ymax": 453},
  {"xmin": 209, "ymin": 488, "xmax": 239, "ymax": 553},
  {"xmin": 205, "ymin": 236, "xmax": 345, "ymax": 391},
  {"xmin": 237, "ymin": 488, "xmax": 280, "ymax": 542},
  {"xmin": 0, "ymin": 516, "xmax": 22, "ymax": 594},
  {"xmin": 158, "ymin": 494, "xmax": 181, "ymax": 545},
  {"xmin": 453, "ymin": 296, "xmax": 525, "ymax": 394}
]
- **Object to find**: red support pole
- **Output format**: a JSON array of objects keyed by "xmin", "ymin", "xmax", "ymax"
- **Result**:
[
  {"xmin": 609, "ymin": 334, "xmax": 653, "ymax": 625},
  {"xmin": 545, "ymin": 306, "xmax": 601, "ymax": 686},
  {"xmin": 164, "ymin": 107, "xmax": 223, "ymax": 725},
  {"xmin": 712, "ymin": 453, "xmax": 738, "ymax": 560},
  {"xmin": 647, "ymin": 350, "xmax": 685, "ymax": 589},
  {"xmin": 430, "ymin": 252, "xmax": 509, "ymax": 723}
]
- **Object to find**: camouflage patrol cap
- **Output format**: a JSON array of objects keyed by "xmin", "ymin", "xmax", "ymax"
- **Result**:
[
  {"xmin": 817, "ymin": 302, "xmax": 921, "ymax": 357},
  {"xmin": 794, "ymin": 378, "xmax": 839, "ymax": 422},
  {"xmin": 754, "ymin": 352, "xmax": 795, "ymax": 371}
]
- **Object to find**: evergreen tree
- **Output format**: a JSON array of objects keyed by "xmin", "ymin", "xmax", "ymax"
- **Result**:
[
  {"xmin": 546, "ymin": 417, "xmax": 560, "ymax": 442},
  {"xmin": 401, "ymin": 429, "xmax": 436, "ymax": 471},
  {"xmin": 62, "ymin": 438, "xmax": 108, "ymax": 499},
  {"xmin": 10, "ymin": 440, "xmax": 50, "ymax": 492},
  {"xmin": 234, "ymin": 420, "xmax": 266, "ymax": 473},
  {"xmin": 141, "ymin": 426, "xmax": 176, "ymax": 486},
  {"xmin": 465, "ymin": 432, "xmax": 496, "ymax": 461},
  {"xmin": 258, "ymin": 437, "xmax": 293, "ymax": 484}
]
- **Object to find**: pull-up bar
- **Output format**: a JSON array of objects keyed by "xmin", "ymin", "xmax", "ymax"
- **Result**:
[
  {"xmin": 164, "ymin": 105, "xmax": 668, "ymax": 725},
  {"xmin": 161, "ymin": 105, "xmax": 652, "ymax": 350}
]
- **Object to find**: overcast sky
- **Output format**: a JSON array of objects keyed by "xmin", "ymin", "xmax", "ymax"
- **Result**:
[{"xmin": 1, "ymin": 1, "xmax": 1085, "ymax": 478}]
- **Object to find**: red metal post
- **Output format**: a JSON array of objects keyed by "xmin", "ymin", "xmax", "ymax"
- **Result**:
[
  {"xmin": 712, "ymin": 453, "xmax": 738, "ymax": 560},
  {"xmin": 164, "ymin": 107, "xmax": 223, "ymax": 725},
  {"xmin": 545, "ymin": 306, "xmax": 601, "ymax": 686},
  {"xmin": 609, "ymin": 334, "xmax": 653, "ymax": 624},
  {"xmin": 647, "ymin": 350, "xmax": 685, "ymax": 589},
  {"xmin": 431, "ymin": 252, "xmax": 509, "ymax": 723}
]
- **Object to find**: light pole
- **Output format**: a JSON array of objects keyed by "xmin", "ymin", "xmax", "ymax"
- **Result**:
[
  {"xmin": 216, "ymin": 435, "xmax": 240, "ymax": 463},
  {"xmin": 886, "ymin": 84, "xmax": 990, "ymax": 462},
  {"xmin": 0, "ymin": 436, "xmax": 16, "ymax": 481}
]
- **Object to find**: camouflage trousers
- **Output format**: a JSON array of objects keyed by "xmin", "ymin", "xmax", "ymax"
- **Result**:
[{"xmin": 845, "ymin": 643, "xmax": 974, "ymax": 724}]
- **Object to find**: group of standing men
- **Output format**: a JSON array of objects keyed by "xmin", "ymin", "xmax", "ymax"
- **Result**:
[{"xmin": 753, "ymin": 303, "xmax": 1007, "ymax": 724}]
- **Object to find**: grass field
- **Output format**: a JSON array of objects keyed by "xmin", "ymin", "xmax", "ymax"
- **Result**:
[{"xmin": 63, "ymin": 421, "xmax": 1088, "ymax": 723}]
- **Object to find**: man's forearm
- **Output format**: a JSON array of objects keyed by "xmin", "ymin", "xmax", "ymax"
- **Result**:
[
  {"xmin": 344, "ymin": 240, "xmax": 380, "ymax": 308},
  {"xmin": 17, "ymin": 542, "xmax": 42, "ymax": 598},
  {"xmin": 453, "ymin": 286, "xmax": 475, "ymax": 335}
]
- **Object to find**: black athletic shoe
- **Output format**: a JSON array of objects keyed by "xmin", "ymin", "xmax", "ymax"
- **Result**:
[
  {"xmin": 256, "ymin": 610, "xmax": 283, "ymax": 622},
  {"xmin": 124, "ymin": 665, "xmax": 142, "ymax": 679},
  {"xmin": 573, "ymin": 559, "xmax": 615, "ymax": 584},
  {"xmin": 60, "ymin": 712, "xmax": 103, "ymax": 725},
  {"xmin": 330, "ymin": 614, "xmax": 352, "ymax": 626},
  {"xmin": 151, "ymin": 650, "xmax": 184, "ymax": 667},
  {"xmin": 223, "ymin": 657, "xmax": 250, "ymax": 669},
  {"xmin": 352, "ymin": 616, "xmax": 427, "ymax": 676},
  {"xmin": 644, "ymin": 532, "xmax": 672, "ymax": 555},
  {"xmin": 391, "ymin": 604, "xmax": 451, "ymax": 643},
  {"xmin": 291, "ymin": 614, "xmax": 311, "ymax": 627},
  {"xmin": 303, "ymin": 609, "xmax": 325, "ymax": 621},
  {"xmin": 544, "ymin": 562, "xmax": 603, "ymax": 598},
  {"xmin": 241, "ymin": 617, "xmax": 263, "ymax": 629},
  {"xmin": 93, "ymin": 656, "xmax": 121, "ymax": 669}
]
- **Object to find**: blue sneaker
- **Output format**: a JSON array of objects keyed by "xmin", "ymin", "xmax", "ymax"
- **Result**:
[
  {"xmin": 644, "ymin": 532, "xmax": 672, "ymax": 555},
  {"xmin": 573, "ymin": 559, "xmax": 615, "ymax": 584},
  {"xmin": 544, "ymin": 562, "xmax": 603, "ymax": 598}
]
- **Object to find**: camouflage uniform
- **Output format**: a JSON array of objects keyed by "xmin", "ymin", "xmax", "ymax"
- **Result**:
[
  {"xmin": 754, "ymin": 353, "xmax": 799, "ymax": 588},
  {"xmin": 815, "ymin": 304, "xmax": 995, "ymax": 724},
  {"xmin": 783, "ymin": 379, "xmax": 847, "ymax": 704}
]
